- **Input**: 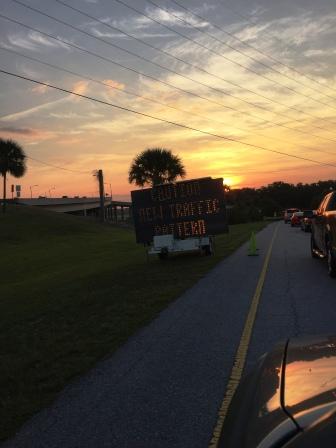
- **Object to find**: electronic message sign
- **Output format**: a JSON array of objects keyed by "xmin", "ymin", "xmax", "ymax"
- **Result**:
[{"xmin": 131, "ymin": 177, "xmax": 228, "ymax": 244}]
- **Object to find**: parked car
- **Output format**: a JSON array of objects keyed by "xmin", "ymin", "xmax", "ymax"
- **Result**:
[
  {"xmin": 218, "ymin": 335, "xmax": 336, "ymax": 448},
  {"xmin": 311, "ymin": 191, "xmax": 336, "ymax": 277},
  {"xmin": 301, "ymin": 210, "xmax": 315, "ymax": 232},
  {"xmin": 290, "ymin": 211, "xmax": 303, "ymax": 227},
  {"xmin": 284, "ymin": 208, "xmax": 300, "ymax": 223}
]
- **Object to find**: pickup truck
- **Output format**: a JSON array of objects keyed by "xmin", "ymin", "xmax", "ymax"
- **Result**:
[{"xmin": 311, "ymin": 191, "xmax": 336, "ymax": 277}]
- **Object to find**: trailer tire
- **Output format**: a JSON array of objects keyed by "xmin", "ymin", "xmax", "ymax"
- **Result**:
[
  {"xmin": 158, "ymin": 248, "xmax": 168, "ymax": 260},
  {"xmin": 202, "ymin": 245, "xmax": 212, "ymax": 256}
]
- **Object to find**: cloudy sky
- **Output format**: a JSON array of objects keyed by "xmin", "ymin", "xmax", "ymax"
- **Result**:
[{"xmin": 1, "ymin": 0, "xmax": 336, "ymax": 198}]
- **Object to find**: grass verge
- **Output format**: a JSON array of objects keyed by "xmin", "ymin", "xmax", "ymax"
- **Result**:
[{"xmin": 0, "ymin": 205, "xmax": 267, "ymax": 441}]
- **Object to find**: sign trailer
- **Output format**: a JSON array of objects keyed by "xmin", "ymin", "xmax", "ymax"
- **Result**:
[{"xmin": 131, "ymin": 177, "xmax": 228, "ymax": 258}]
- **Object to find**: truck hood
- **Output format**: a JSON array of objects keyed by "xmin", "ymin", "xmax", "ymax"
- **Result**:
[
  {"xmin": 218, "ymin": 335, "xmax": 336, "ymax": 448},
  {"xmin": 284, "ymin": 335, "xmax": 336, "ymax": 427}
]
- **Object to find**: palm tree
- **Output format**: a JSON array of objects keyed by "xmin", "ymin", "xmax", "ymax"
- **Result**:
[
  {"xmin": 128, "ymin": 148, "xmax": 186, "ymax": 187},
  {"xmin": 0, "ymin": 138, "xmax": 27, "ymax": 213}
]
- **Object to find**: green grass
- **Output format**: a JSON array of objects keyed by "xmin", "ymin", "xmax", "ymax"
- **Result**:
[{"xmin": 0, "ymin": 205, "xmax": 267, "ymax": 441}]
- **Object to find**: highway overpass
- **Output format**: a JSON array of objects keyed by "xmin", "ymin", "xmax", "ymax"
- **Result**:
[{"xmin": 14, "ymin": 197, "xmax": 132, "ymax": 221}]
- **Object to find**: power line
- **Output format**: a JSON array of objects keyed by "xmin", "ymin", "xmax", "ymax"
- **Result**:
[
  {"xmin": 0, "ymin": 13, "xmax": 275, "ymax": 131},
  {"xmin": 218, "ymin": 0, "xmax": 336, "ymax": 96},
  {"xmin": 2, "ymin": 68, "xmax": 336, "ymax": 170},
  {"xmin": 52, "ymin": 0, "xmax": 336, "ymax": 130},
  {"xmin": 225, "ymin": 160, "xmax": 336, "ymax": 176},
  {"xmin": 27, "ymin": 155, "xmax": 91, "ymax": 173},
  {"xmin": 0, "ymin": 46, "xmax": 245, "ymax": 130},
  {"xmin": 112, "ymin": 0, "xmax": 336, "ymax": 111},
  {"xmin": 0, "ymin": 46, "xmax": 276, "ymax": 139},
  {"xmin": 168, "ymin": 0, "xmax": 336, "ymax": 99},
  {"xmin": 10, "ymin": 0, "xmax": 336, "ymax": 136},
  {"xmin": 2, "ymin": 14, "xmax": 268, "ymax": 123},
  {"xmin": 220, "ymin": 1, "xmax": 281, "ymax": 31},
  {"xmin": 2, "ymin": 45, "xmax": 336, "ymax": 159},
  {"xmin": 0, "ymin": 11, "xmax": 336, "ymax": 143}
]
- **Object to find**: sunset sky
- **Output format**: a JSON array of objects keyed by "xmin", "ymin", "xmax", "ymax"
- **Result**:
[{"xmin": 1, "ymin": 0, "xmax": 336, "ymax": 200}]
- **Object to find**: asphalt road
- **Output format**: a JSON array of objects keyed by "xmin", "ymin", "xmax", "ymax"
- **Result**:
[{"xmin": 3, "ymin": 222, "xmax": 336, "ymax": 448}]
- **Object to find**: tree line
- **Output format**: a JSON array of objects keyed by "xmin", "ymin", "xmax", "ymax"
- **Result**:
[{"xmin": 226, "ymin": 180, "xmax": 336, "ymax": 224}]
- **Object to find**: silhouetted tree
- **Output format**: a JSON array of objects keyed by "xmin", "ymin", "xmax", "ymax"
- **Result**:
[
  {"xmin": 128, "ymin": 148, "xmax": 186, "ymax": 187},
  {"xmin": 0, "ymin": 138, "xmax": 27, "ymax": 213}
]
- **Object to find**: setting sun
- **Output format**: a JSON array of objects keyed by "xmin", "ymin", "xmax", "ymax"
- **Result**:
[{"xmin": 222, "ymin": 176, "xmax": 243, "ymax": 188}]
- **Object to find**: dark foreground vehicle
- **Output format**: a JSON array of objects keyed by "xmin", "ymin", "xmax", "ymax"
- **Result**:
[
  {"xmin": 311, "ymin": 191, "xmax": 336, "ymax": 277},
  {"xmin": 219, "ymin": 335, "xmax": 336, "ymax": 448}
]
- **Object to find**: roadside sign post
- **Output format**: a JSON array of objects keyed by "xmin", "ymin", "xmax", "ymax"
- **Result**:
[{"xmin": 15, "ymin": 185, "xmax": 21, "ymax": 199}]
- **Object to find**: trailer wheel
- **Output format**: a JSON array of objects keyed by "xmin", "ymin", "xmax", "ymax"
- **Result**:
[
  {"xmin": 202, "ymin": 245, "xmax": 212, "ymax": 256},
  {"xmin": 158, "ymin": 248, "xmax": 168, "ymax": 260}
]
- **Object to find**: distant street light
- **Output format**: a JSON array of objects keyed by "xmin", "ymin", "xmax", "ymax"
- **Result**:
[
  {"xmin": 30, "ymin": 184, "xmax": 38, "ymax": 199},
  {"xmin": 104, "ymin": 182, "xmax": 113, "ymax": 201},
  {"xmin": 49, "ymin": 186, "xmax": 56, "ymax": 198}
]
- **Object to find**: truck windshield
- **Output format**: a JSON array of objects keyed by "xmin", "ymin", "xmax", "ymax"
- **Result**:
[{"xmin": 326, "ymin": 195, "xmax": 336, "ymax": 211}]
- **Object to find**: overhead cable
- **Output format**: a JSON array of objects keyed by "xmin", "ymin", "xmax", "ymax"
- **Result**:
[
  {"xmin": 112, "ymin": 0, "xmax": 336, "ymax": 110},
  {"xmin": 2, "ymin": 12, "xmax": 336, "ymax": 145},
  {"xmin": 168, "ymin": 0, "xmax": 336, "ymax": 99},
  {"xmin": 27, "ymin": 155, "xmax": 92, "ymax": 173},
  {"xmin": 218, "ymin": 0, "xmax": 336, "ymax": 95},
  {"xmin": 52, "ymin": 0, "xmax": 336, "ymax": 128},
  {"xmin": 2, "ymin": 69, "xmax": 336, "ymax": 169},
  {"xmin": 2, "ymin": 46, "xmax": 336, "ymax": 159},
  {"xmin": 9, "ymin": 0, "xmax": 336, "ymax": 135}
]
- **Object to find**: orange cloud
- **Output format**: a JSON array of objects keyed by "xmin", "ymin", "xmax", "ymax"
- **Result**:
[
  {"xmin": 102, "ymin": 79, "xmax": 125, "ymax": 98},
  {"xmin": 0, "ymin": 126, "xmax": 56, "ymax": 141},
  {"xmin": 103, "ymin": 79, "xmax": 125, "ymax": 90},
  {"xmin": 31, "ymin": 84, "xmax": 50, "ymax": 94},
  {"xmin": 72, "ymin": 80, "xmax": 90, "ymax": 95}
]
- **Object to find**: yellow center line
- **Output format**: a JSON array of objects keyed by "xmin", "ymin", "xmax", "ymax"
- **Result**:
[{"xmin": 208, "ymin": 223, "xmax": 280, "ymax": 448}]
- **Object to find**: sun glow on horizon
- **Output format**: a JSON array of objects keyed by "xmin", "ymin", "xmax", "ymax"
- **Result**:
[{"xmin": 222, "ymin": 176, "xmax": 243, "ymax": 188}]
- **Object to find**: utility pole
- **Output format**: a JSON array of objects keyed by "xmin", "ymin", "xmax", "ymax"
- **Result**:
[{"xmin": 97, "ymin": 169, "xmax": 105, "ymax": 222}]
